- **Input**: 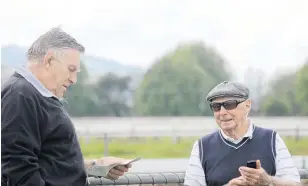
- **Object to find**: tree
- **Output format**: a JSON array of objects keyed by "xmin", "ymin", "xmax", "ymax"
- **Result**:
[
  {"xmin": 260, "ymin": 96, "xmax": 290, "ymax": 116},
  {"xmin": 295, "ymin": 61, "xmax": 308, "ymax": 115},
  {"xmin": 259, "ymin": 66, "xmax": 305, "ymax": 116},
  {"xmin": 133, "ymin": 41, "xmax": 232, "ymax": 116},
  {"xmin": 94, "ymin": 73, "xmax": 132, "ymax": 117}
]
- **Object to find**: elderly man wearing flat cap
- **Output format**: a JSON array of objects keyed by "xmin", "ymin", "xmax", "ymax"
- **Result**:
[{"xmin": 184, "ymin": 81, "xmax": 300, "ymax": 186}]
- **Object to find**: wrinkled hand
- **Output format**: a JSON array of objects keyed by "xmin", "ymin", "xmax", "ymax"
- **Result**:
[
  {"xmin": 239, "ymin": 160, "xmax": 271, "ymax": 186},
  {"xmin": 96, "ymin": 156, "xmax": 132, "ymax": 180},
  {"xmin": 107, "ymin": 165, "xmax": 131, "ymax": 180},
  {"xmin": 227, "ymin": 176, "xmax": 250, "ymax": 186}
]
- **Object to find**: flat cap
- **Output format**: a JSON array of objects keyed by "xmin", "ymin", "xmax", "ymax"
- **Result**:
[{"xmin": 206, "ymin": 81, "xmax": 249, "ymax": 102}]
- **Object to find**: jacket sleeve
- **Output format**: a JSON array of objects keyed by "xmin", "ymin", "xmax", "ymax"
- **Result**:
[{"xmin": 1, "ymin": 93, "xmax": 45, "ymax": 186}]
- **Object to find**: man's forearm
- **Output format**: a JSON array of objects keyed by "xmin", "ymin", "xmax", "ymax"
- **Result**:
[{"xmin": 269, "ymin": 176, "xmax": 300, "ymax": 186}]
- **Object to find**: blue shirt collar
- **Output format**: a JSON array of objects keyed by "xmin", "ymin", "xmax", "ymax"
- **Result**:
[{"xmin": 15, "ymin": 65, "xmax": 59, "ymax": 99}]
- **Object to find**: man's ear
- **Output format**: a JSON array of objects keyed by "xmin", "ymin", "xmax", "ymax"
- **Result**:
[
  {"xmin": 246, "ymin": 99, "xmax": 251, "ymax": 107},
  {"xmin": 42, "ymin": 51, "xmax": 55, "ymax": 70},
  {"xmin": 244, "ymin": 99, "xmax": 251, "ymax": 112}
]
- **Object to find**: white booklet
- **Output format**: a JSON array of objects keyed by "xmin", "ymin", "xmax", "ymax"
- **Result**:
[{"xmin": 86, "ymin": 157, "xmax": 141, "ymax": 177}]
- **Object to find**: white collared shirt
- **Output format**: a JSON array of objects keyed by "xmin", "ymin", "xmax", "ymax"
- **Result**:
[
  {"xmin": 220, "ymin": 120, "xmax": 254, "ymax": 144},
  {"xmin": 184, "ymin": 121, "xmax": 301, "ymax": 186},
  {"xmin": 15, "ymin": 66, "xmax": 56, "ymax": 98}
]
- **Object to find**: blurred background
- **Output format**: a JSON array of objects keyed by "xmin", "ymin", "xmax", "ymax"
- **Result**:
[{"xmin": 1, "ymin": 0, "xmax": 308, "ymax": 181}]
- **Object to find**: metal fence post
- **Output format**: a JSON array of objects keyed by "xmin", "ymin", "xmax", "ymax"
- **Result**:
[
  {"xmin": 104, "ymin": 133, "xmax": 109, "ymax": 157},
  {"xmin": 295, "ymin": 126, "xmax": 300, "ymax": 141}
]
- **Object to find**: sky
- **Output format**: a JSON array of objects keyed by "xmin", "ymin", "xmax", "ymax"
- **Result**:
[{"xmin": 1, "ymin": 0, "xmax": 308, "ymax": 80}]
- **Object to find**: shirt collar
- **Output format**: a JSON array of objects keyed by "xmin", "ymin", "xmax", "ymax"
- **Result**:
[
  {"xmin": 15, "ymin": 65, "xmax": 58, "ymax": 99},
  {"xmin": 220, "ymin": 119, "xmax": 254, "ymax": 141}
]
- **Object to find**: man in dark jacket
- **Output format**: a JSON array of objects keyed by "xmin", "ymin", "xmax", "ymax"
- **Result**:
[{"xmin": 1, "ymin": 27, "xmax": 131, "ymax": 186}]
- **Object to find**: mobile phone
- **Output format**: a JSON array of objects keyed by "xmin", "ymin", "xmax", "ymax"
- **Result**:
[{"xmin": 246, "ymin": 160, "xmax": 257, "ymax": 169}]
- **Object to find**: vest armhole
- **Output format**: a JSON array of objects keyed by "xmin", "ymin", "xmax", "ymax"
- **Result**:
[
  {"xmin": 271, "ymin": 130, "xmax": 277, "ymax": 159},
  {"xmin": 198, "ymin": 139, "xmax": 204, "ymax": 169}
]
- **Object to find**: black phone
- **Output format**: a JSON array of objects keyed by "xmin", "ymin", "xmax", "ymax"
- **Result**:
[{"xmin": 246, "ymin": 160, "xmax": 257, "ymax": 169}]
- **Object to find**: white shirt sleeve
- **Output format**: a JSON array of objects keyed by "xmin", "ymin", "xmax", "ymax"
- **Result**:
[
  {"xmin": 184, "ymin": 140, "xmax": 207, "ymax": 186},
  {"xmin": 274, "ymin": 133, "xmax": 301, "ymax": 183}
]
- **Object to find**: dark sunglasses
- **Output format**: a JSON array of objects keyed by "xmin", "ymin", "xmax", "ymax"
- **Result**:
[{"xmin": 209, "ymin": 99, "xmax": 246, "ymax": 112}]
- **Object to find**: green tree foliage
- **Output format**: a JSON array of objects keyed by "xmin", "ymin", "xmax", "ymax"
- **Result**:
[
  {"xmin": 295, "ymin": 62, "xmax": 308, "ymax": 115},
  {"xmin": 59, "ymin": 47, "xmax": 307, "ymax": 117},
  {"xmin": 64, "ymin": 62, "xmax": 132, "ymax": 117},
  {"xmin": 133, "ymin": 42, "xmax": 232, "ymax": 116},
  {"xmin": 260, "ymin": 96, "xmax": 290, "ymax": 116},
  {"xmin": 259, "ymin": 61, "xmax": 308, "ymax": 116},
  {"xmin": 259, "ymin": 72, "xmax": 298, "ymax": 116},
  {"xmin": 94, "ymin": 73, "xmax": 132, "ymax": 117}
]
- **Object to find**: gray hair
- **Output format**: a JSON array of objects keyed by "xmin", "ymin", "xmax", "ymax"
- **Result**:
[{"xmin": 27, "ymin": 26, "xmax": 85, "ymax": 61}]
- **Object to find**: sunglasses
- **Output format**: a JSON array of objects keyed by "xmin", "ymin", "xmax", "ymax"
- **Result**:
[{"xmin": 209, "ymin": 99, "xmax": 246, "ymax": 112}]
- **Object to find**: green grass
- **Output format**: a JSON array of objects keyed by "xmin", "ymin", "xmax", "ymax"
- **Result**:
[
  {"xmin": 79, "ymin": 136, "xmax": 308, "ymax": 159},
  {"xmin": 283, "ymin": 136, "xmax": 308, "ymax": 155}
]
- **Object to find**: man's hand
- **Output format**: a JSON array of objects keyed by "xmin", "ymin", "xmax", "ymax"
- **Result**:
[
  {"xmin": 239, "ymin": 160, "xmax": 271, "ymax": 186},
  {"xmin": 227, "ymin": 176, "xmax": 250, "ymax": 186},
  {"xmin": 95, "ymin": 156, "xmax": 132, "ymax": 180},
  {"xmin": 107, "ymin": 165, "xmax": 131, "ymax": 180}
]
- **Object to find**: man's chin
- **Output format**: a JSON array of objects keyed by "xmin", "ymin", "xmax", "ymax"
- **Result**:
[
  {"xmin": 56, "ymin": 92, "xmax": 65, "ymax": 99},
  {"xmin": 220, "ymin": 121, "xmax": 235, "ymax": 129}
]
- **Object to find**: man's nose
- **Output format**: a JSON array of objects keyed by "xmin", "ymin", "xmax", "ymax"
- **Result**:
[
  {"xmin": 219, "ymin": 105, "xmax": 228, "ymax": 115},
  {"xmin": 69, "ymin": 74, "xmax": 77, "ymax": 84}
]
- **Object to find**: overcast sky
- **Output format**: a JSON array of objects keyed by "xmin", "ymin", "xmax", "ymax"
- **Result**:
[{"xmin": 2, "ymin": 0, "xmax": 308, "ymax": 80}]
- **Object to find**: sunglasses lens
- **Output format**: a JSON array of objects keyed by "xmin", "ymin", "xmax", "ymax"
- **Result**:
[
  {"xmin": 210, "ymin": 100, "xmax": 240, "ymax": 112},
  {"xmin": 223, "ymin": 100, "xmax": 238, "ymax": 110},
  {"xmin": 210, "ymin": 103, "xmax": 221, "ymax": 112}
]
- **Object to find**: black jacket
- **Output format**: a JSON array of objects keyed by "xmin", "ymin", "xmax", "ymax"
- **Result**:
[{"xmin": 1, "ymin": 73, "xmax": 87, "ymax": 186}]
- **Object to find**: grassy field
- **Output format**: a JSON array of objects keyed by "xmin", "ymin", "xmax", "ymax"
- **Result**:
[{"xmin": 79, "ymin": 136, "xmax": 308, "ymax": 159}]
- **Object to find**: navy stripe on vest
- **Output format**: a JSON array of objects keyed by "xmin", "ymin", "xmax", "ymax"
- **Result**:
[{"xmin": 198, "ymin": 126, "xmax": 276, "ymax": 186}]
